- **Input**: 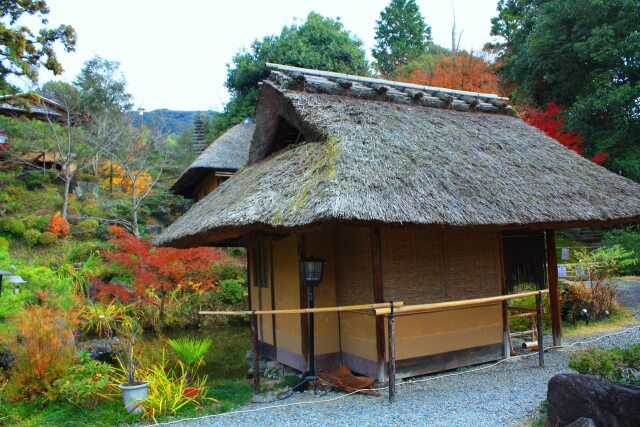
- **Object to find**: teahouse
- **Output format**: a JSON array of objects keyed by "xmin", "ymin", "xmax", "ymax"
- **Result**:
[
  {"xmin": 170, "ymin": 118, "xmax": 254, "ymax": 201},
  {"xmin": 157, "ymin": 64, "xmax": 640, "ymax": 381}
]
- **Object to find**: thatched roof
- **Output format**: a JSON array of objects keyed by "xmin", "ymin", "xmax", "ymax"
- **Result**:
[
  {"xmin": 170, "ymin": 120, "xmax": 254, "ymax": 198},
  {"xmin": 157, "ymin": 64, "xmax": 640, "ymax": 247}
]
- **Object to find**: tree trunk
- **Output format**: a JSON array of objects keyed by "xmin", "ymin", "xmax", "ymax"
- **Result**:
[
  {"xmin": 62, "ymin": 174, "xmax": 71, "ymax": 219},
  {"xmin": 131, "ymin": 181, "xmax": 139, "ymax": 237}
]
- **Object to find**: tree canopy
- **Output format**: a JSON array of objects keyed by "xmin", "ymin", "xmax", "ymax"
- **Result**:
[
  {"xmin": 213, "ymin": 12, "xmax": 369, "ymax": 138},
  {"xmin": 372, "ymin": 0, "xmax": 432, "ymax": 76},
  {"xmin": 0, "ymin": 0, "xmax": 76, "ymax": 92},
  {"xmin": 494, "ymin": 0, "xmax": 640, "ymax": 181}
]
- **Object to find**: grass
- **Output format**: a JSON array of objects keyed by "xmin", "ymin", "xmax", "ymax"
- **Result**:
[
  {"xmin": 0, "ymin": 379, "xmax": 255, "ymax": 426},
  {"xmin": 562, "ymin": 306, "xmax": 638, "ymax": 338},
  {"xmin": 528, "ymin": 401, "xmax": 549, "ymax": 427}
]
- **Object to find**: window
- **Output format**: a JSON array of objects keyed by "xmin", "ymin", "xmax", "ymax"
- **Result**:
[
  {"xmin": 267, "ymin": 118, "xmax": 305, "ymax": 157},
  {"xmin": 252, "ymin": 243, "xmax": 268, "ymax": 288}
]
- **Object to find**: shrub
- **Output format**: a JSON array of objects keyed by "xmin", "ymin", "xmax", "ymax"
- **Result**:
[
  {"xmin": 23, "ymin": 229, "xmax": 41, "ymax": 247},
  {"xmin": 574, "ymin": 245, "xmax": 636, "ymax": 281},
  {"xmin": 51, "ymin": 351, "xmax": 113, "ymax": 407},
  {"xmin": 167, "ymin": 337, "xmax": 212, "ymax": 379},
  {"xmin": 94, "ymin": 223, "xmax": 109, "ymax": 240},
  {"xmin": 45, "ymin": 213, "xmax": 70, "ymax": 237},
  {"xmin": 218, "ymin": 279, "xmax": 244, "ymax": 304},
  {"xmin": 77, "ymin": 173, "xmax": 100, "ymax": 183},
  {"xmin": 569, "ymin": 344, "xmax": 640, "ymax": 385},
  {"xmin": 562, "ymin": 281, "xmax": 617, "ymax": 322},
  {"xmin": 6, "ymin": 306, "xmax": 77, "ymax": 400},
  {"xmin": 80, "ymin": 202, "xmax": 102, "ymax": 218},
  {"xmin": 0, "ymin": 236, "xmax": 8, "ymax": 251},
  {"xmin": 217, "ymin": 259, "xmax": 246, "ymax": 282},
  {"xmin": 23, "ymin": 215, "xmax": 39, "ymax": 230},
  {"xmin": 0, "ymin": 217, "xmax": 25, "ymax": 237},
  {"xmin": 72, "ymin": 219, "xmax": 99, "ymax": 239},
  {"xmin": 79, "ymin": 302, "xmax": 130, "ymax": 338},
  {"xmin": 21, "ymin": 171, "xmax": 51, "ymax": 190},
  {"xmin": 66, "ymin": 241, "xmax": 102, "ymax": 263},
  {"xmin": 603, "ymin": 226, "xmax": 640, "ymax": 275},
  {"xmin": 40, "ymin": 231, "xmax": 57, "ymax": 246},
  {"xmin": 36, "ymin": 214, "xmax": 52, "ymax": 231}
]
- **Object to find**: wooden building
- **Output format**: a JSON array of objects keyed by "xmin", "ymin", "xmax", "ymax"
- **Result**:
[
  {"xmin": 0, "ymin": 93, "xmax": 67, "ymax": 123},
  {"xmin": 157, "ymin": 64, "xmax": 640, "ymax": 381},
  {"xmin": 170, "ymin": 118, "xmax": 254, "ymax": 201}
]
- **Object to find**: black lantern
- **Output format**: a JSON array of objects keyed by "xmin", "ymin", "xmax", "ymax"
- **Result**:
[
  {"xmin": 0, "ymin": 270, "xmax": 12, "ymax": 296},
  {"xmin": 300, "ymin": 256, "xmax": 326, "ymax": 287},
  {"xmin": 293, "ymin": 255, "xmax": 327, "ymax": 392}
]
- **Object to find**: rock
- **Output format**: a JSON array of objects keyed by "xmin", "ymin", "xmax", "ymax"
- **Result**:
[
  {"xmin": 547, "ymin": 373, "xmax": 640, "ymax": 427},
  {"xmin": 245, "ymin": 349, "xmax": 270, "ymax": 372},
  {"xmin": 0, "ymin": 350, "xmax": 15, "ymax": 370},
  {"xmin": 78, "ymin": 338, "xmax": 119, "ymax": 363},
  {"xmin": 567, "ymin": 418, "xmax": 596, "ymax": 427}
]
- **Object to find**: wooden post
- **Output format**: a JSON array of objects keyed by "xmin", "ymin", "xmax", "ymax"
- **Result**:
[
  {"xmin": 388, "ymin": 302, "xmax": 396, "ymax": 403},
  {"xmin": 546, "ymin": 229, "xmax": 562, "ymax": 347},
  {"xmin": 250, "ymin": 312, "xmax": 260, "ymax": 394},
  {"xmin": 371, "ymin": 227, "xmax": 386, "ymax": 382},
  {"xmin": 536, "ymin": 292, "xmax": 544, "ymax": 367}
]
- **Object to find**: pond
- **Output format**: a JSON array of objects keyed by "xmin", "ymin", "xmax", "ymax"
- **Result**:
[{"xmin": 139, "ymin": 325, "xmax": 250, "ymax": 383}]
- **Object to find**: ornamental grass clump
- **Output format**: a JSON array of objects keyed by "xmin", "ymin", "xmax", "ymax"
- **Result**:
[
  {"xmin": 167, "ymin": 337, "xmax": 212, "ymax": 381},
  {"xmin": 79, "ymin": 302, "xmax": 131, "ymax": 338},
  {"xmin": 5, "ymin": 306, "xmax": 77, "ymax": 400}
]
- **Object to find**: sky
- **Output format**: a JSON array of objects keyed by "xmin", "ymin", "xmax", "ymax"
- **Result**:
[{"xmin": 30, "ymin": 0, "xmax": 500, "ymax": 111}]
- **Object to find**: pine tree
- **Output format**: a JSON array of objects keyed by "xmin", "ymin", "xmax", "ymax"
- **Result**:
[{"xmin": 372, "ymin": 0, "xmax": 432, "ymax": 76}]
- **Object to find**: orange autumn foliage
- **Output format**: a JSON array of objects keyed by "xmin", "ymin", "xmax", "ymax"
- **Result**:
[
  {"xmin": 8, "ymin": 306, "xmax": 77, "ymax": 400},
  {"xmin": 101, "ymin": 161, "xmax": 151, "ymax": 195},
  {"xmin": 400, "ymin": 51, "xmax": 501, "ymax": 94},
  {"xmin": 45, "ymin": 212, "xmax": 70, "ymax": 237}
]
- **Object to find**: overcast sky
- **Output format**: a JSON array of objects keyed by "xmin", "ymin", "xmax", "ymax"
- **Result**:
[{"xmin": 33, "ymin": 0, "xmax": 500, "ymax": 111}]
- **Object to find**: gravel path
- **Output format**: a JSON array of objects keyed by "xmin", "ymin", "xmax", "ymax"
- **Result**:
[{"xmin": 167, "ymin": 281, "xmax": 640, "ymax": 427}]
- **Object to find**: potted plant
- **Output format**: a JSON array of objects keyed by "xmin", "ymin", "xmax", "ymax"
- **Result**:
[{"xmin": 116, "ymin": 319, "xmax": 149, "ymax": 414}]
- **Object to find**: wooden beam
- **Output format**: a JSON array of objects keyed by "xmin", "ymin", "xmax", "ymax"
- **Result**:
[
  {"xmin": 298, "ymin": 235, "xmax": 309, "ymax": 369},
  {"xmin": 546, "ymin": 229, "xmax": 562, "ymax": 346},
  {"xmin": 251, "ymin": 312, "xmax": 260, "ymax": 394},
  {"xmin": 375, "ymin": 290, "xmax": 548, "ymax": 316},
  {"xmin": 371, "ymin": 227, "xmax": 386, "ymax": 381},
  {"xmin": 499, "ymin": 234, "xmax": 510, "ymax": 358},
  {"xmin": 269, "ymin": 241, "xmax": 277, "ymax": 359},
  {"xmin": 388, "ymin": 304, "xmax": 396, "ymax": 403},
  {"xmin": 536, "ymin": 292, "xmax": 544, "ymax": 367},
  {"xmin": 200, "ymin": 301, "xmax": 403, "ymax": 316}
]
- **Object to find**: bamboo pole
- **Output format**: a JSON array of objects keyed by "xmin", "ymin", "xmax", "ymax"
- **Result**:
[
  {"xmin": 375, "ymin": 290, "xmax": 549, "ymax": 316},
  {"xmin": 199, "ymin": 301, "xmax": 404, "ymax": 317}
]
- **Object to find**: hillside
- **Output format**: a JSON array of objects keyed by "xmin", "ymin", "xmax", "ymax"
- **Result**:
[{"xmin": 132, "ymin": 109, "xmax": 218, "ymax": 136}]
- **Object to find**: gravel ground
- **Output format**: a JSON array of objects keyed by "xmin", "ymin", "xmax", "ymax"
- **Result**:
[{"xmin": 167, "ymin": 281, "xmax": 640, "ymax": 427}]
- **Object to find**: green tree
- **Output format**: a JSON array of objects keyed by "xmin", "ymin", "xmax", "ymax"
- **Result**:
[
  {"xmin": 0, "ymin": 0, "xmax": 76, "ymax": 92},
  {"xmin": 372, "ymin": 0, "xmax": 432, "ymax": 76},
  {"xmin": 213, "ymin": 12, "xmax": 369, "ymax": 138},
  {"xmin": 496, "ymin": 0, "xmax": 640, "ymax": 181},
  {"xmin": 74, "ymin": 56, "xmax": 132, "ymax": 114}
]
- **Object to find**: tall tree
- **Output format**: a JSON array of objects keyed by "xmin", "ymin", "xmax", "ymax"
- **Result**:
[
  {"xmin": 372, "ymin": 0, "xmax": 432, "ymax": 76},
  {"xmin": 399, "ymin": 49, "xmax": 501, "ymax": 94},
  {"xmin": 213, "ymin": 12, "xmax": 369, "ymax": 138},
  {"xmin": 0, "ymin": 0, "xmax": 76, "ymax": 92},
  {"xmin": 495, "ymin": 0, "xmax": 640, "ymax": 181},
  {"xmin": 74, "ymin": 56, "xmax": 132, "ymax": 115}
]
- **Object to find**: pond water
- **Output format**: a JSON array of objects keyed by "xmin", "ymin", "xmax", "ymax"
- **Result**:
[{"xmin": 139, "ymin": 325, "xmax": 250, "ymax": 383}]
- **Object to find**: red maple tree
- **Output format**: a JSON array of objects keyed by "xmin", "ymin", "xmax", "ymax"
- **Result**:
[
  {"xmin": 523, "ymin": 101, "xmax": 608, "ymax": 165},
  {"xmin": 100, "ymin": 226, "xmax": 228, "ymax": 320}
]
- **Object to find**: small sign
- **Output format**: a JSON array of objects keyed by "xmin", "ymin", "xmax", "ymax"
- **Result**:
[
  {"xmin": 561, "ymin": 247, "xmax": 570, "ymax": 260},
  {"xmin": 557, "ymin": 265, "xmax": 567, "ymax": 278}
]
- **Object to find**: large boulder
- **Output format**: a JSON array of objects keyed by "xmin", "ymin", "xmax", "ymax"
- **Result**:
[
  {"xmin": 78, "ymin": 338, "xmax": 119, "ymax": 363},
  {"xmin": 547, "ymin": 373, "xmax": 640, "ymax": 427}
]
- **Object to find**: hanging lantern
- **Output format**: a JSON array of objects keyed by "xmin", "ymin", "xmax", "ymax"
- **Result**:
[{"xmin": 300, "ymin": 256, "xmax": 327, "ymax": 287}]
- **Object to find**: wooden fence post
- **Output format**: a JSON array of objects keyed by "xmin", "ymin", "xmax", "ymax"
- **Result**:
[
  {"xmin": 536, "ymin": 292, "xmax": 544, "ymax": 367},
  {"xmin": 251, "ymin": 312, "xmax": 260, "ymax": 394},
  {"xmin": 388, "ymin": 302, "xmax": 396, "ymax": 403}
]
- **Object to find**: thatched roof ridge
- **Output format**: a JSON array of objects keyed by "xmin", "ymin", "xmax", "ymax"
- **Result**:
[
  {"xmin": 170, "ymin": 121, "xmax": 254, "ymax": 197},
  {"xmin": 156, "ymin": 67, "xmax": 640, "ymax": 247}
]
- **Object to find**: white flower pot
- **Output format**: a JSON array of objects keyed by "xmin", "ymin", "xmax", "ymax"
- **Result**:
[{"xmin": 118, "ymin": 381, "xmax": 150, "ymax": 414}]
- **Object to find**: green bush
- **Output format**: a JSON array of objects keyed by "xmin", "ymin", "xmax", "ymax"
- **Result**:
[
  {"xmin": 80, "ymin": 202, "xmax": 102, "ymax": 218},
  {"xmin": 569, "ymin": 344, "xmax": 640, "ymax": 385},
  {"xmin": 66, "ymin": 241, "xmax": 102, "ymax": 263},
  {"xmin": 36, "ymin": 215, "xmax": 52, "ymax": 231},
  {"xmin": 50, "ymin": 351, "xmax": 113, "ymax": 407},
  {"xmin": 0, "ymin": 236, "xmax": 8, "ymax": 251},
  {"xmin": 21, "ymin": 171, "xmax": 51, "ymax": 190},
  {"xmin": 76, "ymin": 173, "xmax": 100, "ymax": 183},
  {"xmin": 73, "ymin": 219, "xmax": 99, "ymax": 239},
  {"xmin": 217, "ymin": 260, "xmax": 247, "ymax": 282},
  {"xmin": 0, "ymin": 217, "xmax": 25, "ymax": 237},
  {"xmin": 94, "ymin": 223, "xmax": 109, "ymax": 240},
  {"xmin": 23, "ymin": 229, "xmax": 41, "ymax": 247},
  {"xmin": 218, "ymin": 279, "xmax": 244, "ymax": 304},
  {"xmin": 603, "ymin": 226, "xmax": 640, "ymax": 275},
  {"xmin": 23, "ymin": 215, "xmax": 39, "ymax": 230},
  {"xmin": 40, "ymin": 231, "xmax": 58, "ymax": 246}
]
